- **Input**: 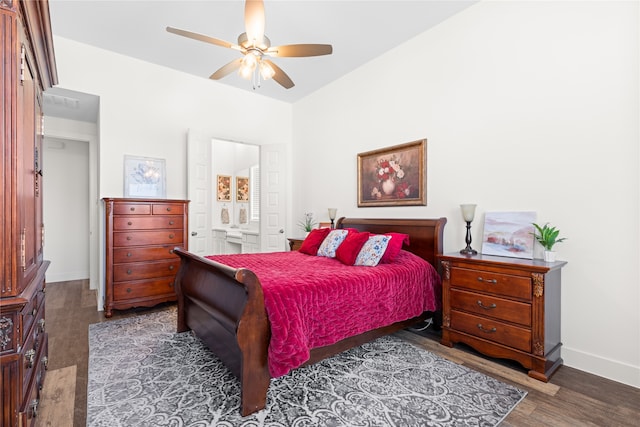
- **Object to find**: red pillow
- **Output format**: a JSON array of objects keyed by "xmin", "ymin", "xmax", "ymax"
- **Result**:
[
  {"xmin": 298, "ymin": 228, "xmax": 331, "ymax": 255},
  {"xmin": 335, "ymin": 231, "xmax": 370, "ymax": 265},
  {"xmin": 380, "ymin": 232, "xmax": 410, "ymax": 263}
]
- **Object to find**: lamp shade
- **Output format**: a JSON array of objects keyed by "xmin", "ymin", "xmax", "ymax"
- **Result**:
[
  {"xmin": 328, "ymin": 208, "xmax": 337, "ymax": 220},
  {"xmin": 460, "ymin": 204, "xmax": 477, "ymax": 222}
]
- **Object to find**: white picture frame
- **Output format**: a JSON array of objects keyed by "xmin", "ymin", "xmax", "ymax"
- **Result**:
[
  {"xmin": 481, "ymin": 211, "xmax": 536, "ymax": 259},
  {"xmin": 123, "ymin": 155, "xmax": 166, "ymax": 198}
]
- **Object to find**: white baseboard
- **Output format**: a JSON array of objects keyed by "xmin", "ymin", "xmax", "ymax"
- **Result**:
[
  {"xmin": 563, "ymin": 346, "xmax": 640, "ymax": 388},
  {"xmin": 46, "ymin": 271, "xmax": 89, "ymax": 284}
]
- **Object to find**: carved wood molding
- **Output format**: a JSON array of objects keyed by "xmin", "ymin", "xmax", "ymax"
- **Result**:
[
  {"xmin": 441, "ymin": 260, "xmax": 450, "ymax": 280},
  {"xmin": 533, "ymin": 341, "xmax": 544, "ymax": 356},
  {"xmin": 0, "ymin": 0, "xmax": 15, "ymax": 11},
  {"xmin": 443, "ymin": 314, "xmax": 450, "ymax": 328},
  {"xmin": 532, "ymin": 273, "xmax": 544, "ymax": 297},
  {"xmin": 0, "ymin": 317, "xmax": 13, "ymax": 350}
]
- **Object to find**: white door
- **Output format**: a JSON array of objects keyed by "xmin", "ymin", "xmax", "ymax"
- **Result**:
[
  {"xmin": 260, "ymin": 144, "xmax": 287, "ymax": 252},
  {"xmin": 187, "ymin": 129, "xmax": 212, "ymax": 255}
]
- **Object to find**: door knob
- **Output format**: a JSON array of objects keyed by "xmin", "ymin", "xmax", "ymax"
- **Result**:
[
  {"xmin": 191, "ymin": 231, "xmax": 198, "ymax": 236},
  {"xmin": 279, "ymin": 229, "xmax": 284, "ymax": 233}
]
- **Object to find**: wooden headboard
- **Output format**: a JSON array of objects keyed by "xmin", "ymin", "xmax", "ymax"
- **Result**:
[{"xmin": 336, "ymin": 217, "xmax": 447, "ymax": 268}]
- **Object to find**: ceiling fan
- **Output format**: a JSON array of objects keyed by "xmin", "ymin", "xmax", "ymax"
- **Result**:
[{"xmin": 166, "ymin": 0, "xmax": 333, "ymax": 89}]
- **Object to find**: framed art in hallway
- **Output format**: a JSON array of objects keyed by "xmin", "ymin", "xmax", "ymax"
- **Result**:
[
  {"xmin": 216, "ymin": 174, "xmax": 232, "ymax": 202},
  {"xmin": 123, "ymin": 155, "xmax": 166, "ymax": 198},
  {"xmin": 357, "ymin": 139, "xmax": 427, "ymax": 207},
  {"xmin": 236, "ymin": 176, "xmax": 249, "ymax": 202}
]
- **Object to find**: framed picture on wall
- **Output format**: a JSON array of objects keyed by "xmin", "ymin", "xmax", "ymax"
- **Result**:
[
  {"xmin": 216, "ymin": 174, "xmax": 232, "ymax": 202},
  {"xmin": 236, "ymin": 176, "xmax": 249, "ymax": 202},
  {"xmin": 123, "ymin": 155, "xmax": 166, "ymax": 198},
  {"xmin": 357, "ymin": 139, "xmax": 427, "ymax": 207}
]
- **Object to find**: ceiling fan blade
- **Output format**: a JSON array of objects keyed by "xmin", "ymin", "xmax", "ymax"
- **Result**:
[
  {"xmin": 263, "ymin": 59, "xmax": 294, "ymax": 89},
  {"xmin": 209, "ymin": 58, "xmax": 243, "ymax": 80},
  {"xmin": 266, "ymin": 44, "xmax": 333, "ymax": 58},
  {"xmin": 244, "ymin": 0, "xmax": 266, "ymax": 45},
  {"xmin": 166, "ymin": 26, "xmax": 241, "ymax": 51}
]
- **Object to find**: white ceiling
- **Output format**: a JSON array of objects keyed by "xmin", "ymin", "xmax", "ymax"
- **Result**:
[{"xmin": 44, "ymin": 0, "xmax": 478, "ymax": 122}]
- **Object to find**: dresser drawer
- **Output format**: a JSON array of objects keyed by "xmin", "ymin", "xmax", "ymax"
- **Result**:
[
  {"xmin": 450, "ymin": 289, "xmax": 531, "ymax": 327},
  {"xmin": 113, "ymin": 216, "xmax": 184, "ymax": 230},
  {"xmin": 18, "ymin": 333, "xmax": 47, "ymax": 427},
  {"xmin": 113, "ymin": 231, "xmax": 183, "ymax": 247},
  {"xmin": 113, "ymin": 259, "xmax": 180, "ymax": 282},
  {"xmin": 451, "ymin": 310, "xmax": 531, "ymax": 353},
  {"xmin": 113, "ymin": 246, "xmax": 178, "ymax": 263},
  {"xmin": 113, "ymin": 277, "xmax": 177, "ymax": 301},
  {"xmin": 20, "ymin": 281, "xmax": 45, "ymax": 345},
  {"xmin": 113, "ymin": 203, "xmax": 151, "ymax": 215},
  {"xmin": 450, "ymin": 266, "xmax": 531, "ymax": 300},
  {"xmin": 21, "ymin": 307, "xmax": 45, "ymax": 404},
  {"xmin": 152, "ymin": 203, "xmax": 184, "ymax": 215}
]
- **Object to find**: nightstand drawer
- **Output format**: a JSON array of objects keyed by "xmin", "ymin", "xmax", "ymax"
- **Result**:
[
  {"xmin": 450, "ymin": 266, "xmax": 531, "ymax": 300},
  {"xmin": 450, "ymin": 289, "xmax": 531, "ymax": 327},
  {"xmin": 451, "ymin": 310, "xmax": 531, "ymax": 353}
]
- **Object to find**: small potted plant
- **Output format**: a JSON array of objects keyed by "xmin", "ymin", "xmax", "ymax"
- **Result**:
[
  {"xmin": 531, "ymin": 223, "xmax": 566, "ymax": 262},
  {"xmin": 298, "ymin": 212, "xmax": 317, "ymax": 236}
]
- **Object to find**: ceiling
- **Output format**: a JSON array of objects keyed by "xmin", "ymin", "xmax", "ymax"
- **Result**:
[{"xmin": 44, "ymin": 0, "xmax": 478, "ymax": 122}]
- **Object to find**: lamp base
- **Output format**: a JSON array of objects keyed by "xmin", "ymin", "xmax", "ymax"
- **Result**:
[{"xmin": 460, "ymin": 247, "xmax": 478, "ymax": 256}]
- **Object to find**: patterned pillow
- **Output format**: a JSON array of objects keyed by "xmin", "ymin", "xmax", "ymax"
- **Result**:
[
  {"xmin": 316, "ymin": 229, "xmax": 349, "ymax": 258},
  {"xmin": 354, "ymin": 234, "xmax": 392, "ymax": 266}
]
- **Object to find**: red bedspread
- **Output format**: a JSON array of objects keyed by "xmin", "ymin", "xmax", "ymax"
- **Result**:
[{"xmin": 205, "ymin": 250, "xmax": 441, "ymax": 377}]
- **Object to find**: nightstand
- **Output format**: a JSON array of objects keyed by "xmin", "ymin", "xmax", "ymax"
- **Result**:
[
  {"xmin": 287, "ymin": 237, "xmax": 305, "ymax": 251},
  {"xmin": 438, "ymin": 252, "xmax": 567, "ymax": 382}
]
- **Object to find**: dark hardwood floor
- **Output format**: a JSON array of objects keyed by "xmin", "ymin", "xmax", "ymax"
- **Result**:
[{"xmin": 39, "ymin": 280, "xmax": 639, "ymax": 427}]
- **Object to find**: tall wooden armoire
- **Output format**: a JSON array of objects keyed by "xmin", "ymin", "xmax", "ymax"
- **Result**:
[{"xmin": 1, "ymin": 0, "xmax": 58, "ymax": 425}]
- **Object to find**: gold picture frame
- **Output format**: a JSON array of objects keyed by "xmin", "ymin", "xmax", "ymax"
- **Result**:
[
  {"xmin": 236, "ymin": 176, "xmax": 249, "ymax": 202},
  {"xmin": 216, "ymin": 174, "xmax": 231, "ymax": 202},
  {"xmin": 357, "ymin": 139, "xmax": 427, "ymax": 207}
]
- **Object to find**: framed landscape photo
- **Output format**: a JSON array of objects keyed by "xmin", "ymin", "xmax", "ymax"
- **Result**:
[
  {"xmin": 216, "ymin": 174, "xmax": 232, "ymax": 202},
  {"xmin": 236, "ymin": 176, "xmax": 249, "ymax": 202},
  {"xmin": 123, "ymin": 155, "xmax": 166, "ymax": 198},
  {"xmin": 481, "ymin": 211, "xmax": 536, "ymax": 259},
  {"xmin": 357, "ymin": 139, "xmax": 427, "ymax": 207}
]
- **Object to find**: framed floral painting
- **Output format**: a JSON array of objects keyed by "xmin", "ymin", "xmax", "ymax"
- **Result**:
[
  {"xmin": 216, "ymin": 174, "xmax": 231, "ymax": 202},
  {"xmin": 357, "ymin": 139, "xmax": 427, "ymax": 207},
  {"xmin": 236, "ymin": 176, "xmax": 249, "ymax": 202}
]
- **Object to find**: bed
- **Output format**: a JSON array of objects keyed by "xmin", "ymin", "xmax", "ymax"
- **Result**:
[{"xmin": 173, "ymin": 217, "xmax": 446, "ymax": 416}]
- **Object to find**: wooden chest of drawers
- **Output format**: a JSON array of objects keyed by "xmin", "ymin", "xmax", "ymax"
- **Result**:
[
  {"xmin": 439, "ymin": 253, "xmax": 567, "ymax": 381},
  {"xmin": 103, "ymin": 198, "xmax": 189, "ymax": 317}
]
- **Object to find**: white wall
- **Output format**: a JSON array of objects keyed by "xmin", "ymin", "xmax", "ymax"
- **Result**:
[
  {"xmin": 52, "ymin": 36, "xmax": 293, "ymax": 310},
  {"xmin": 292, "ymin": 0, "xmax": 639, "ymax": 388}
]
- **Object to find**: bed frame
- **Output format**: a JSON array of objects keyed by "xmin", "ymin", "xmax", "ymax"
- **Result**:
[{"xmin": 173, "ymin": 217, "xmax": 446, "ymax": 416}]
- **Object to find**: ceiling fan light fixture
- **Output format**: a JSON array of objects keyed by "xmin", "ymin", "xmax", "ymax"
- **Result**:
[
  {"xmin": 239, "ymin": 52, "xmax": 258, "ymax": 79},
  {"xmin": 259, "ymin": 61, "xmax": 275, "ymax": 80}
]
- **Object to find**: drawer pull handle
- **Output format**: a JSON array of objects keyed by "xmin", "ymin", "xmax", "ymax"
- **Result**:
[
  {"xmin": 169, "ymin": 249, "xmax": 174, "ymax": 254},
  {"xmin": 32, "ymin": 307, "xmax": 37, "ymax": 316},
  {"xmin": 169, "ymin": 220, "xmax": 174, "ymax": 225},
  {"xmin": 169, "ymin": 265, "xmax": 174, "ymax": 271},
  {"xmin": 127, "ymin": 236, "xmax": 132, "ymax": 241},
  {"xmin": 476, "ymin": 300, "xmax": 497, "ymax": 310},
  {"xmin": 130, "ymin": 207, "xmax": 135, "ymax": 211},
  {"xmin": 127, "ymin": 252, "xmax": 132, "ymax": 257},
  {"xmin": 30, "ymin": 399, "xmax": 39, "ymax": 418},
  {"xmin": 42, "ymin": 356, "xmax": 48, "ymax": 370},
  {"xmin": 38, "ymin": 318, "xmax": 45, "ymax": 332},
  {"xmin": 477, "ymin": 277, "xmax": 497, "ymax": 284},
  {"xmin": 127, "ymin": 269, "xmax": 132, "ymax": 275},
  {"xmin": 25, "ymin": 349, "xmax": 36, "ymax": 368},
  {"xmin": 166, "ymin": 207, "xmax": 172, "ymax": 212},
  {"xmin": 477, "ymin": 324, "xmax": 497, "ymax": 333},
  {"xmin": 128, "ymin": 221, "xmax": 133, "ymax": 226},
  {"xmin": 169, "ymin": 234, "xmax": 175, "ymax": 239},
  {"xmin": 126, "ymin": 288, "xmax": 132, "ymax": 293}
]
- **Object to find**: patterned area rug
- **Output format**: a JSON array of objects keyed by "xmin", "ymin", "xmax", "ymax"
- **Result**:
[{"xmin": 87, "ymin": 308, "xmax": 526, "ymax": 426}]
